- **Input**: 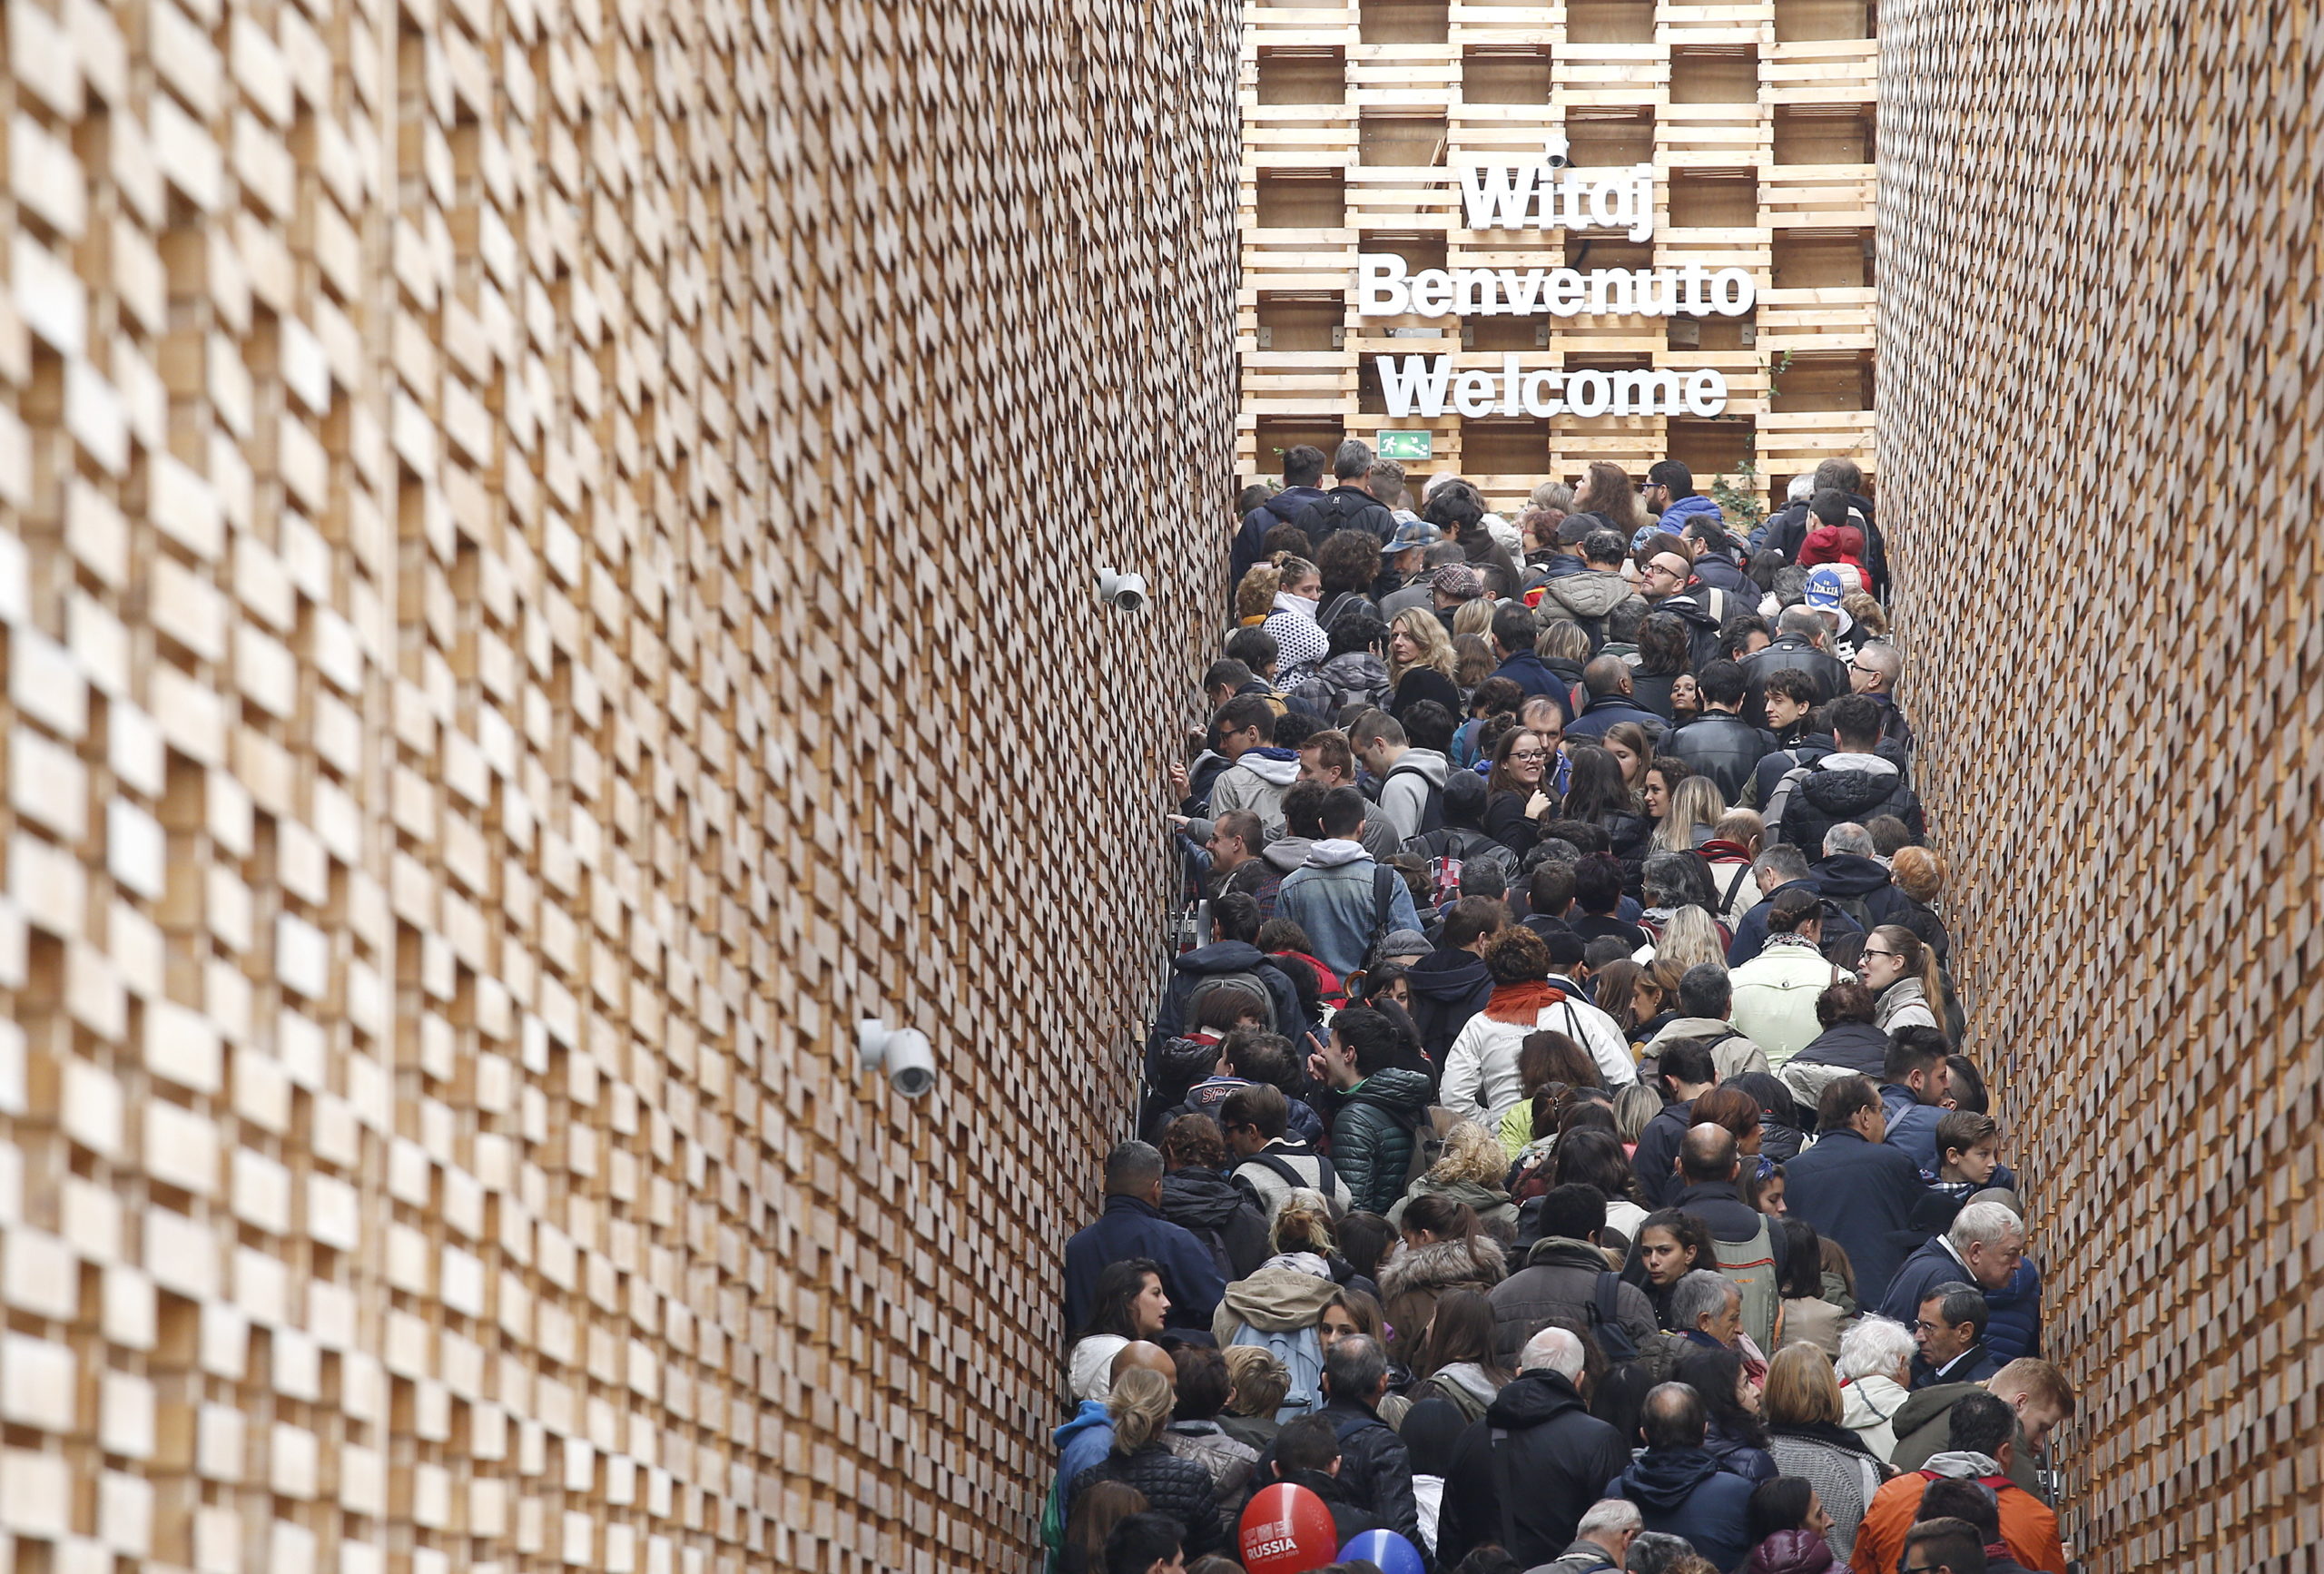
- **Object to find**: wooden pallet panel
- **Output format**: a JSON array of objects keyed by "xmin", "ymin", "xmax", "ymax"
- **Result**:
[{"xmin": 1238, "ymin": 0, "xmax": 1876, "ymax": 512}]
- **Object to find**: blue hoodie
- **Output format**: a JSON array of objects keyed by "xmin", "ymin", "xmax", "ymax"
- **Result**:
[
  {"xmin": 1606, "ymin": 1446, "xmax": 1757, "ymax": 1571},
  {"xmin": 1045, "ymin": 1402, "xmax": 1115, "ymax": 1568},
  {"xmin": 1636, "ymin": 491, "xmax": 1726, "ymax": 551}
]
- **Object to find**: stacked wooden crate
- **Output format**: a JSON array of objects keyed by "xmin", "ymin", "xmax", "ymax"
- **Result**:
[{"xmin": 1240, "ymin": 0, "xmax": 1878, "ymax": 515}]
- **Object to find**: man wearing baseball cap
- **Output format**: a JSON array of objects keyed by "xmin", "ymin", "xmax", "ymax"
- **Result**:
[{"xmin": 1374, "ymin": 517, "xmax": 1439, "ymax": 604}]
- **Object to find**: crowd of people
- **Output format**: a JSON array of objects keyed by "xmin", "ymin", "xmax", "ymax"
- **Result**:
[{"xmin": 1049, "ymin": 441, "xmax": 2075, "ymax": 1574}]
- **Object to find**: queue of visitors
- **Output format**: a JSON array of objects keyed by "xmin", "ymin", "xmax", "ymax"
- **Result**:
[{"xmin": 1053, "ymin": 443, "xmax": 2073, "ymax": 1574}]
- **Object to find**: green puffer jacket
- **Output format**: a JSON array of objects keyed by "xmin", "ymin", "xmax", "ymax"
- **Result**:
[{"xmin": 1331, "ymin": 1067, "xmax": 1435, "ymax": 1215}]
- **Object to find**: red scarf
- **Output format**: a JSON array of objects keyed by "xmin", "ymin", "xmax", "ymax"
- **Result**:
[{"xmin": 1482, "ymin": 979, "xmax": 1567, "ymax": 1024}]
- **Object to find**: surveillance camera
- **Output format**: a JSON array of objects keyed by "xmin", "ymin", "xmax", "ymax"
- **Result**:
[
  {"xmin": 1543, "ymin": 133, "xmax": 1572, "ymax": 169},
  {"xmin": 883, "ymin": 1029, "xmax": 935, "ymax": 1097},
  {"xmin": 857, "ymin": 1018, "xmax": 937, "ymax": 1097},
  {"xmin": 1098, "ymin": 569, "xmax": 1149, "ymax": 612}
]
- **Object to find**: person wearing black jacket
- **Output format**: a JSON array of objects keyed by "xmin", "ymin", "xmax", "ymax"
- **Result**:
[
  {"xmin": 1667, "ymin": 660, "xmax": 1777, "ymax": 802},
  {"xmin": 1767, "ymin": 697, "xmax": 1924, "ymax": 852},
  {"xmin": 1258, "ymin": 1417, "xmax": 1386, "ymax": 1545},
  {"xmin": 1631, "ymin": 1040, "xmax": 1718, "ymax": 1208},
  {"xmin": 1682, "ymin": 519, "xmax": 1752, "ymax": 595},
  {"xmin": 1489, "ymin": 602, "xmax": 1579, "ymax": 722},
  {"xmin": 1739, "ymin": 608, "xmax": 1852, "ymax": 727},
  {"xmin": 1810, "ymin": 829, "xmax": 1918, "ymax": 932},
  {"xmin": 1435, "ymin": 1329, "xmax": 1630, "ymax": 1569},
  {"xmin": 1249, "ymin": 1336, "xmax": 1422, "ymax": 1549},
  {"xmin": 1295, "ymin": 440, "xmax": 1401, "ymax": 544},
  {"xmin": 1157, "ymin": 1116, "xmax": 1273, "ymax": 1280},
  {"xmin": 1234, "ymin": 445, "xmax": 1332, "ymax": 583},
  {"xmin": 1405, "ymin": 897, "xmax": 1503, "ymax": 1069}
]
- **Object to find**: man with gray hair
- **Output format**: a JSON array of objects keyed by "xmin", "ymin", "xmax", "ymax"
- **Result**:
[
  {"xmin": 1640, "ymin": 961, "xmax": 1768, "ymax": 1080},
  {"xmin": 1436, "ymin": 1323, "xmax": 1628, "ymax": 1569},
  {"xmin": 1810, "ymin": 820, "xmax": 1916, "ymax": 934},
  {"xmin": 1740, "ymin": 601, "xmax": 1850, "ymax": 726},
  {"xmin": 1752, "ymin": 471, "xmax": 1819, "ymax": 564},
  {"xmin": 1308, "ymin": 1333, "xmax": 1422, "ymax": 1549},
  {"xmin": 1847, "ymin": 638, "xmax": 1914, "ymax": 750},
  {"xmin": 1295, "ymin": 438, "xmax": 1400, "ymax": 543},
  {"xmin": 1534, "ymin": 1500, "xmax": 1645, "ymax": 1574},
  {"xmin": 1669, "ymin": 1269, "xmax": 1744, "ymax": 1351},
  {"xmin": 1877, "ymin": 1199, "xmax": 2031, "ymax": 1329}
]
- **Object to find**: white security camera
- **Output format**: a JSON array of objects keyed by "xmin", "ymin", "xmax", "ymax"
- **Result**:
[
  {"xmin": 857, "ymin": 1018, "xmax": 937, "ymax": 1097},
  {"xmin": 1543, "ymin": 133, "xmax": 1572, "ymax": 170},
  {"xmin": 1098, "ymin": 568, "xmax": 1149, "ymax": 612}
]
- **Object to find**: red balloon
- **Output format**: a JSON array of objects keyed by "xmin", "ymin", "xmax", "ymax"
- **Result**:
[{"xmin": 1238, "ymin": 1482, "xmax": 1339, "ymax": 1574}]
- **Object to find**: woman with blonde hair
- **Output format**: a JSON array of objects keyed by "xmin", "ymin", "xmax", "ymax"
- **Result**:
[
  {"xmin": 1387, "ymin": 607, "xmax": 1462, "ymax": 718},
  {"xmin": 1216, "ymin": 1346, "xmax": 1290, "ymax": 1451},
  {"xmin": 1535, "ymin": 617, "xmax": 1593, "ymax": 670},
  {"xmin": 1654, "ymin": 773, "xmax": 1728, "ymax": 854},
  {"xmin": 1762, "ymin": 1343, "xmax": 1888, "ymax": 1561},
  {"xmin": 1268, "ymin": 1188, "xmax": 1339, "ymax": 1267},
  {"xmin": 1451, "ymin": 596, "xmax": 1496, "ymax": 639},
  {"xmin": 1065, "ymin": 1369, "xmax": 1224, "ymax": 1557},
  {"xmin": 1391, "ymin": 1117, "xmax": 1521, "ymax": 1234},
  {"xmin": 1613, "ymin": 1081, "xmax": 1662, "ymax": 1148},
  {"xmin": 1840, "ymin": 593, "xmax": 1888, "ymax": 640},
  {"xmin": 1654, "ymin": 906, "xmax": 1728, "ymax": 975}
]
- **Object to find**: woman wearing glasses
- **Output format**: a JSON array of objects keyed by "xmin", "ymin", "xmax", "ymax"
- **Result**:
[
  {"xmin": 1857, "ymin": 926, "xmax": 1945, "ymax": 1034},
  {"xmin": 1482, "ymin": 727, "xmax": 1556, "ymax": 856}
]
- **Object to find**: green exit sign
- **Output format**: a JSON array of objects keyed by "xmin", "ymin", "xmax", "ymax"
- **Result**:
[{"xmin": 1376, "ymin": 430, "xmax": 1433, "ymax": 461}]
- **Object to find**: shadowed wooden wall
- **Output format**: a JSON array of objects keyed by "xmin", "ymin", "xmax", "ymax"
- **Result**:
[
  {"xmin": 0, "ymin": 0, "xmax": 1237, "ymax": 1571},
  {"xmin": 1879, "ymin": 0, "xmax": 2322, "ymax": 1567}
]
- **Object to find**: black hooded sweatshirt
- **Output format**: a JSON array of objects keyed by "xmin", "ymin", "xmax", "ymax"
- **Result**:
[{"xmin": 1436, "ymin": 1371, "xmax": 1629, "ymax": 1569}]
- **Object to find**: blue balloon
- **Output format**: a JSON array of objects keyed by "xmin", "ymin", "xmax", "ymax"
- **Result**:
[{"xmin": 1338, "ymin": 1529, "xmax": 1424, "ymax": 1574}]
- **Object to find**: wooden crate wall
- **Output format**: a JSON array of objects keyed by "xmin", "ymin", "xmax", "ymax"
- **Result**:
[
  {"xmin": 1879, "ymin": 0, "xmax": 2323, "ymax": 1566},
  {"xmin": 0, "ymin": 0, "xmax": 1237, "ymax": 1572},
  {"xmin": 1238, "ymin": 0, "xmax": 1878, "ymax": 514}
]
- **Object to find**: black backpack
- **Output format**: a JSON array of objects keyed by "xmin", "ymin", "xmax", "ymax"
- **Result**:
[{"xmin": 1302, "ymin": 490, "xmax": 1377, "ymax": 539}]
